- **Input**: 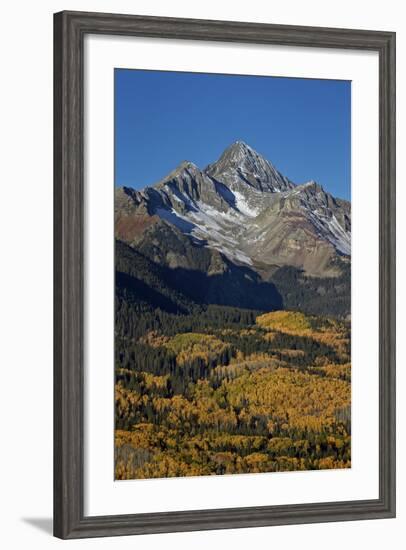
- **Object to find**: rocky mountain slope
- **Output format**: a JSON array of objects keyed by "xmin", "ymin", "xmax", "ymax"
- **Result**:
[
  {"xmin": 115, "ymin": 141, "xmax": 351, "ymax": 317},
  {"xmin": 116, "ymin": 141, "xmax": 350, "ymax": 276}
]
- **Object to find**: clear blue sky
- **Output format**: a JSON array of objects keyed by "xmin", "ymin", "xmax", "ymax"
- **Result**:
[{"xmin": 115, "ymin": 69, "xmax": 351, "ymax": 200}]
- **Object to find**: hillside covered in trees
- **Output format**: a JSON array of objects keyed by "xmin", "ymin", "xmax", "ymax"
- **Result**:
[{"xmin": 115, "ymin": 283, "xmax": 351, "ymax": 479}]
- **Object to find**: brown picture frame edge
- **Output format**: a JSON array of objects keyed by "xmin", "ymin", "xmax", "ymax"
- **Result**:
[{"xmin": 53, "ymin": 10, "xmax": 396, "ymax": 539}]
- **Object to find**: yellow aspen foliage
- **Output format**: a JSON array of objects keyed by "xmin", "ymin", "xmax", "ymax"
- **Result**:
[{"xmin": 115, "ymin": 309, "xmax": 351, "ymax": 480}]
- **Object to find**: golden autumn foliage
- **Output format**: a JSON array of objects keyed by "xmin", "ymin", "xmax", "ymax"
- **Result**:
[
  {"xmin": 115, "ymin": 310, "xmax": 351, "ymax": 480},
  {"xmin": 164, "ymin": 332, "xmax": 231, "ymax": 367},
  {"xmin": 257, "ymin": 310, "xmax": 312, "ymax": 333},
  {"xmin": 257, "ymin": 311, "xmax": 350, "ymax": 363}
]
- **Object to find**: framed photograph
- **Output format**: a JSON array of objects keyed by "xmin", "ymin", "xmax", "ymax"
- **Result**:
[{"xmin": 54, "ymin": 10, "xmax": 396, "ymax": 539}]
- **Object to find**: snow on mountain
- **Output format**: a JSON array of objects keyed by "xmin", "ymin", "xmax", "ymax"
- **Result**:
[
  {"xmin": 232, "ymin": 190, "xmax": 261, "ymax": 218},
  {"xmin": 307, "ymin": 210, "xmax": 351, "ymax": 256},
  {"xmin": 115, "ymin": 141, "xmax": 351, "ymax": 277}
]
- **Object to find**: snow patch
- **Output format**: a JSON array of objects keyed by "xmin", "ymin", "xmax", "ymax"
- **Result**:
[
  {"xmin": 233, "ymin": 191, "xmax": 260, "ymax": 218},
  {"xmin": 307, "ymin": 210, "xmax": 351, "ymax": 256},
  {"xmin": 156, "ymin": 208, "xmax": 195, "ymax": 233}
]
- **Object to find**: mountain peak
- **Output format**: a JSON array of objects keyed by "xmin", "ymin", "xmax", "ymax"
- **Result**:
[
  {"xmin": 229, "ymin": 140, "xmax": 254, "ymax": 152},
  {"xmin": 171, "ymin": 160, "xmax": 200, "ymax": 177},
  {"xmin": 155, "ymin": 160, "xmax": 201, "ymax": 188},
  {"xmin": 218, "ymin": 140, "xmax": 260, "ymax": 165},
  {"xmin": 178, "ymin": 160, "xmax": 199, "ymax": 171},
  {"xmin": 205, "ymin": 141, "xmax": 295, "ymax": 193}
]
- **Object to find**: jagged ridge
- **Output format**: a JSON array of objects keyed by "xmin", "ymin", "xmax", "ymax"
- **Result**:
[{"xmin": 115, "ymin": 141, "xmax": 350, "ymax": 278}]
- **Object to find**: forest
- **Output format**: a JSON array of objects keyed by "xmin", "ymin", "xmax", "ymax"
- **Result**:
[{"xmin": 115, "ymin": 302, "xmax": 351, "ymax": 479}]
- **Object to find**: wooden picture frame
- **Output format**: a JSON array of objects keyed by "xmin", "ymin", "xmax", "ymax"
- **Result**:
[{"xmin": 54, "ymin": 10, "xmax": 396, "ymax": 539}]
